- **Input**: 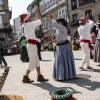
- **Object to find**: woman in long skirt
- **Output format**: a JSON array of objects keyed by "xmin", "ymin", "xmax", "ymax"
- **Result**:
[
  {"xmin": 48, "ymin": 14, "xmax": 76, "ymax": 81},
  {"xmin": 20, "ymin": 36, "xmax": 29, "ymax": 62},
  {"xmin": 94, "ymin": 23, "xmax": 100, "ymax": 66}
]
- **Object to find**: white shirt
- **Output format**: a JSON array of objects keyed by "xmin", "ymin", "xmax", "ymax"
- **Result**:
[
  {"xmin": 24, "ymin": 19, "xmax": 41, "ymax": 42},
  {"xmin": 97, "ymin": 30, "xmax": 100, "ymax": 39},
  {"xmin": 78, "ymin": 20, "xmax": 94, "ymax": 40},
  {"xmin": 48, "ymin": 19, "xmax": 68, "ymax": 42}
]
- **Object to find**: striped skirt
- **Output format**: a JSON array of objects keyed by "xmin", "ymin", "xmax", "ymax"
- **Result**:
[
  {"xmin": 94, "ymin": 39, "xmax": 100, "ymax": 63},
  {"xmin": 53, "ymin": 42, "xmax": 76, "ymax": 80}
]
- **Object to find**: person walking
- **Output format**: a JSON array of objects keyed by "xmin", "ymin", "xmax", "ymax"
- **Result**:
[
  {"xmin": 22, "ymin": 5, "xmax": 48, "ymax": 83},
  {"xmin": 0, "ymin": 41, "xmax": 9, "ymax": 70},
  {"xmin": 20, "ymin": 36, "xmax": 29, "ymax": 62},
  {"xmin": 78, "ymin": 17, "xmax": 94, "ymax": 71},
  {"xmin": 48, "ymin": 14, "xmax": 76, "ymax": 81}
]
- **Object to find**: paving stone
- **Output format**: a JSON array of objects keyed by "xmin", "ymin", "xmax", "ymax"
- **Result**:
[{"xmin": 0, "ymin": 51, "xmax": 100, "ymax": 100}]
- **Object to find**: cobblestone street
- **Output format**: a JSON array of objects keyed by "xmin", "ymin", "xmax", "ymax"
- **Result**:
[{"xmin": 0, "ymin": 50, "xmax": 100, "ymax": 100}]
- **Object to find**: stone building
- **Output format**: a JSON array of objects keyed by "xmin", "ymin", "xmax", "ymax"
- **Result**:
[
  {"xmin": 39, "ymin": 0, "xmax": 69, "ymax": 39},
  {"xmin": 0, "ymin": 0, "xmax": 12, "ymax": 43},
  {"xmin": 27, "ymin": 0, "xmax": 69, "ymax": 40},
  {"xmin": 27, "ymin": 0, "xmax": 100, "ymax": 39},
  {"xmin": 69, "ymin": 0, "xmax": 100, "ymax": 38}
]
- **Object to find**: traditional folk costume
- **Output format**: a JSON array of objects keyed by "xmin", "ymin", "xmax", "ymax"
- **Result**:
[
  {"xmin": 21, "ymin": 14, "xmax": 48, "ymax": 83},
  {"xmin": 19, "ymin": 14, "xmax": 41, "ymax": 69},
  {"xmin": 48, "ymin": 19, "xmax": 76, "ymax": 80},
  {"xmin": 94, "ymin": 24, "xmax": 100, "ymax": 64},
  {"xmin": 24, "ymin": 19, "xmax": 41, "ymax": 70},
  {"xmin": 20, "ymin": 36, "xmax": 29, "ymax": 62},
  {"xmin": 78, "ymin": 17, "xmax": 94, "ymax": 70}
]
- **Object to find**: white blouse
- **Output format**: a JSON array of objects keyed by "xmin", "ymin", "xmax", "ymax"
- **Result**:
[{"xmin": 48, "ymin": 19, "xmax": 68, "ymax": 42}]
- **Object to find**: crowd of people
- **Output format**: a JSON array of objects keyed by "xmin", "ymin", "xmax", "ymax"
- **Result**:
[{"xmin": 0, "ymin": 41, "xmax": 20, "ymax": 70}]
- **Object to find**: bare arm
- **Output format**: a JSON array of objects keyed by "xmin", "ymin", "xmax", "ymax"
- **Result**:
[{"xmin": 34, "ymin": 5, "xmax": 41, "ymax": 20}]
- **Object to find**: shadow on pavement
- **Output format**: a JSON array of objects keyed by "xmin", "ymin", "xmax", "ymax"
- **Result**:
[
  {"xmin": 89, "ymin": 68, "xmax": 100, "ymax": 73},
  {"xmin": 31, "ymin": 82, "xmax": 81, "ymax": 95},
  {"xmin": 61, "ymin": 74, "xmax": 100, "ymax": 91},
  {"xmin": 40, "ymin": 60, "xmax": 52, "ymax": 62},
  {"xmin": 74, "ymin": 58, "xmax": 82, "ymax": 60}
]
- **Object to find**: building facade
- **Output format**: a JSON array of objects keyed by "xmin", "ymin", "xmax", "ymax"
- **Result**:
[
  {"xmin": 27, "ymin": 0, "xmax": 68, "ymax": 40},
  {"xmin": 69, "ymin": 0, "xmax": 100, "ymax": 38},
  {"xmin": 0, "ymin": 0, "xmax": 12, "ymax": 43},
  {"xmin": 27, "ymin": 0, "xmax": 100, "ymax": 39},
  {"xmin": 39, "ymin": 0, "xmax": 68, "ymax": 38}
]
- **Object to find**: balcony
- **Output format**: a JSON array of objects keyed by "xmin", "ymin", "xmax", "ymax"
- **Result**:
[
  {"xmin": 40, "ymin": 0, "xmax": 66, "ymax": 15},
  {"xmin": 71, "ymin": 20, "xmax": 79, "ymax": 27},
  {"xmin": 79, "ymin": 0, "xmax": 95, "ymax": 7}
]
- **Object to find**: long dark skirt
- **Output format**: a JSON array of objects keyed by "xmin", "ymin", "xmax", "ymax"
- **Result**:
[
  {"xmin": 94, "ymin": 39, "xmax": 100, "ymax": 63},
  {"xmin": 20, "ymin": 46, "xmax": 29, "ymax": 62},
  {"xmin": 53, "ymin": 43, "xmax": 76, "ymax": 80}
]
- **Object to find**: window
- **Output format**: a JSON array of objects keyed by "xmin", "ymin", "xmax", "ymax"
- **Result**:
[
  {"xmin": 53, "ymin": 0, "xmax": 56, "ymax": 5},
  {"xmin": 42, "ymin": 18, "xmax": 47, "ymax": 29},
  {"xmin": 85, "ymin": 10, "xmax": 93, "ymax": 20},
  {"xmin": 79, "ymin": 0, "xmax": 95, "ymax": 7},
  {"xmin": 0, "ymin": 0, "xmax": 3, "ymax": 5},
  {"xmin": 47, "ymin": 1, "xmax": 50, "ymax": 8},
  {"xmin": 50, "ymin": 0, "xmax": 52, "ymax": 4},
  {"xmin": 71, "ymin": 13, "xmax": 79, "ymax": 26},
  {"xmin": 58, "ymin": 7, "xmax": 67, "ymax": 19},
  {"xmin": 72, "ymin": 14, "xmax": 78, "ymax": 22},
  {"xmin": 71, "ymin": 0, "xmax": 77, "ymax": 10},
  {"xmin": 0, "ymin": 15, "xmax": 3, "ymax": 28}
]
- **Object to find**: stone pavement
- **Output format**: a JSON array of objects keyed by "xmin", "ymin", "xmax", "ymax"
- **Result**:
[{"xmin": 0, "ymin": 50, "xmax": 100, "ymax": 100}]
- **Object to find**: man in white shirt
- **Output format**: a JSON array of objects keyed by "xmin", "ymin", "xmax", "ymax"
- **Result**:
[
  {"xmin": 78, "ymin": 17, "xmax": 94, "ymax": 71},
  {"xmin": 22, "ymin": 6, "xmax": 48, "ymax": 83}
]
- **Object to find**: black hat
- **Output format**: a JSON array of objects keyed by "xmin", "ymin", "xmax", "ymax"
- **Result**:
[{"xmin": 56, "ymin": 18, "xmax": 68, "ymax": 29}]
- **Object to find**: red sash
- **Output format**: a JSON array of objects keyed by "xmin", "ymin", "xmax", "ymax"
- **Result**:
[
  {"xmin": 80, "ymin": 40, "xmax": 94, "ymax": 50},
  {"xmin": 28, "ymin": 39, "xmax": 37, "ymax": 44}
]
